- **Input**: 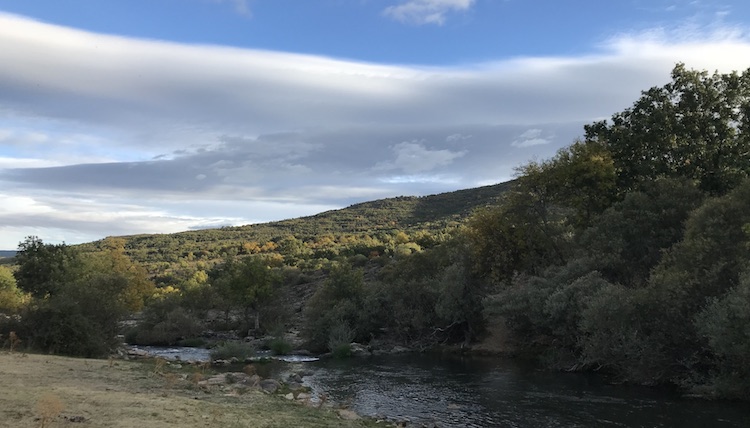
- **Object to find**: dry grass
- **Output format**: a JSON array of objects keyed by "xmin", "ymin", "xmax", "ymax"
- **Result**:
[{"xmin": 0, "ymin": 352, "xmax": 378, "ymax": 428}]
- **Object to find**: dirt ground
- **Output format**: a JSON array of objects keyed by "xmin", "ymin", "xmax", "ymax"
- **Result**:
[{"xmin": 0, "ymin": 351, "xmax": 376, "ymax": 428}]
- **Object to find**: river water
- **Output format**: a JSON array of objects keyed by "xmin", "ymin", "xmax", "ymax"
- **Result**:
[
  {"xmin": 134, "ymin": 346, "xmax": 750, "ymax": 427},
  {"xmin": 298, "ymin": 354, "xmax": 750, "ymax": 427}
]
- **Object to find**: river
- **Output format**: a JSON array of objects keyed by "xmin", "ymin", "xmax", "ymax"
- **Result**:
[{"xmin": 136, "ymin": 347, "xmax": 750, "ymax": 427}]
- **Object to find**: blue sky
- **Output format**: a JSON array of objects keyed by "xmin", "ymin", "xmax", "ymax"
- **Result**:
[{"xmin": 1, "ymin": 0, "xmax": 750, "ymax": 249}]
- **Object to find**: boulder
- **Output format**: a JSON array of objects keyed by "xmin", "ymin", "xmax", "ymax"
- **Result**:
[
  {"xmin": 350, "ymin": 342, "xmax": 371, "ymax": 357},
  {"xmin": 338, "ymin": 409, "xmax": 361, "ymax": 420},
  {"xmin": 390, "ymin": 346, "xmax": 410, "ymax": 354},
  {"xmin": 259, "ymin": 379, "xmax": 281, "ymax": 394}
]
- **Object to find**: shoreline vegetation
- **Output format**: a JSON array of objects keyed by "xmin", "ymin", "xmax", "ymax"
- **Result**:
[{"xmin": 0, "ymin": 351, "xmax": 379, "ymax": 428}]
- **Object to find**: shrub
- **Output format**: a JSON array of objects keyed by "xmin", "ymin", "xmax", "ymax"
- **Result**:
[
  {"xmin": 210, "ymin": 341, "xmax": 255, "ymax": 361},
  {"xmin": 327, "ymin": 321, "xmax": 355, "ymax": 358},
  {"xmin": 267, "ymin": 337, "xmax": 293, "ymax": 355}
]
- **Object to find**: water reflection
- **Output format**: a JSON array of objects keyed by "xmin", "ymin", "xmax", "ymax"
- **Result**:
[{"xmin": 300, "ymin": 354, "xmax": 750, "ymax": 428}]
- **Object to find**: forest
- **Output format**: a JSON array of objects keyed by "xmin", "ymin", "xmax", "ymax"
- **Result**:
[{"xmin": 1, "ymin": 63, "xmax": 749, "ymax": 400}]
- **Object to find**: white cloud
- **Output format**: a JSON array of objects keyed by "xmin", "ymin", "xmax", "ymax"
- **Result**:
[
  {"xmin": 3, "ymin": 13, "xmax": 750, "ymax": 247},
  {"xmin": 511, "ymin": 128, "xmax": 553, "ymax": 148},
  {"xmin": 383, "ymin": 0, "xmax": 475, "ymax": 25},
  {"xmin": 446, "ymin": 133, "xmax": 472, "ymax": 143},
  {"xmin": 379, "ymin": 140, "xmax": 467, "ymax": 173}
]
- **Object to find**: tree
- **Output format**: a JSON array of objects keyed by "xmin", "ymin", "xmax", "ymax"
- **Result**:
[
  {"xmin": 14, "ymin": 236, "xmax": 81, "ymax": 298},
  {"xmin": 302, "ymin": 264, "xmax": 367, "ymax": 351},
  {"xmin": 0, "ymin": 265, "xmax": 26, "ymax": 313},
  {"xmin": 211, "ymin": 256, "xmax": 278, "ymax": 332},
  {"xmin": 585, "ymin": 63, "xmax": 750, "ymax": 195}
]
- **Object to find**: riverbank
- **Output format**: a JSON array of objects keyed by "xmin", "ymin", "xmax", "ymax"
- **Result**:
[{"xmin": 0, "ymin": 351, "xmax": 378, "ymax": 428}]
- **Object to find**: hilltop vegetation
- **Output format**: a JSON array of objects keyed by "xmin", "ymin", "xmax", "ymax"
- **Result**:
[{"xmin": 2, "ymin": 63, "xmax": 750, "ymax": 401}]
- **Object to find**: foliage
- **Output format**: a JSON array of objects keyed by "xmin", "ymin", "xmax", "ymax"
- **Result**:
[
  {"xmin": 267, "ymin": 337, "xmax": 293, "ymax": 355},
  {"xmin": 302, "ymin": 264, "xmax": 366, "ymax": 352},
  {"xmin": 577, "ymin": 178, "xmax": 704, "ymax": 287},
  {"xmin": 210, "ymin": 255, "xmax": 280, "ymax": 332},
  {"xmin": 9, "ymin": 237, "xmax": 157, "ymax": 357},
  {"xmin": 585, "ymin": 63, "xmax": 750, "ymax": 195},
  {"xmin": 14, "ymin": 236, "xmax": 82, "ymax": 298},
  {"xmin": 128, "ymin": 296, "xmax": 203, "ymax": 346},
  {"xmin": 694, "ymin": 273, "xmax": 750, "ymax": 399},
  {"xmin": 210, "ymin": 341, "xmax": 255, "ymax": 361},
  {"xmin": 0, "ymin": 265, "xmax": 27, "ymax": 313}
]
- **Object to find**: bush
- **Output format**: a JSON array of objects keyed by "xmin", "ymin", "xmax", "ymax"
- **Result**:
[
  {"xmin": 210, "ymin": 341, "xmax": 255, "ymax": 361},
  {"xmin": 130, "ymin": 307, "xmax": 203, "ymax": 346},
  {"xmin": 267, "ymin": 337, "xmax": 293, "ymax": 355},
  {"xmin": 327, "ymin": 321, "xmax": 355, "ymax": 358},
  {"xmin": 694, "ymin": 273, "xmax": 750, "ymax": 399}
]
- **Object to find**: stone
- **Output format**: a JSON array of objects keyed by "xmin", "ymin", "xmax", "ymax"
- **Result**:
[
  {"xmin": 296, "ymin": 393, "xmax": 311, "ymax": 401},
  {"xmin": 390, "ymin": 346, "xmax": 410, "ymax": 354},
  {"xmin": 284, "ymin": 393, "xmax": 294, "ymax": 400},
  {"xmin": 350, "ymin": 342, "xmax": 371, "ymax": 357},
  {"xmin": 127, "ymin": 348, "xmax": 149, "ymax": 358},
  {"xmin": 259, "ymin": 379, "xmax": 281, "ymax": 394},
  {"xmin": 338, "ymin": 409, "xmax": 361, "ymax": 420}
]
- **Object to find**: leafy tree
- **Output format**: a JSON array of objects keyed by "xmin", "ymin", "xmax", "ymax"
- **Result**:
[
  {"xmin": 0, "ymin": 265, "xmax": 26, "ymax": 313},
  {"xmin": 694, "ymin": 272, "xmax": 750, "ymax": 399},
  {"xmin": 303, "ymin": 264, "xmax": 367, "ymax": 351},
  {"xmin": 585, "ymin": 63, "xmax": 750, "ymax": 195},
  {"xmin": 14, "ymin": 236, "xmax": 82, "ymax": 298},
  {"xmin": 578, "ymin": 178, "xmax": 704, "ymax": 287},
  {"xmin": 211, "ymin": 255, "xmax": 279, "ymax": 332},
  {"xmin": 87, "ymin": 237, "xmax": 155, "ymax": 311}
]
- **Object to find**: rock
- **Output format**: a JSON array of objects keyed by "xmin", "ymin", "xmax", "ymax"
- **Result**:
[
  {"xmin": 288, "ymin": 373, "xmax": 303, "ymax": 383},
  {"xmin": 201, "ymin": 374, "xmax": 227, "ymax": 386},
  {"xmin": 350, "ymin": 342, "xmax": 371, "ymax": 357},
  {"xmin": 284, "ymin": 392, "xmax": 295, "ymax": 400},
  {"xmin": 390, "ymin": 346, "xmax": 410, "ymax": 354},
  {"xmin": 297, "ymin": 369, "xmax": 314, "ymax": 377},
  {"xmin": 338, "ymin": 409, "xmax": 361, "ymax": 420},
  {"xmin": 245, "ymin": 374, "xmax": 261, "ymax": 387},
  {"xmin": 127, "ymin": 348, "xmax": 149, "ymax": 358},
  {"xmin": 286, "ymin": 381, "xmax": 304, "ymax": 391},
  {"xmin": 212, "ymin": 359, "xmax": 230, "ymax": 367},
  {"xmin": 259, "ymin": 379, "xmax": 281, "ymax": 394},
  {"xmin": 296, "ymin": 392, "xmax": 311, "ymax": 401},
  {"xmin": 169, "ymin": 363, "xmax": 182, "ymax": 369}
]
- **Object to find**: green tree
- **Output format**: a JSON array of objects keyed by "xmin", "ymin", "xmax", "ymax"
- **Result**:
[
  {"xmin": 585, "ymin": 63, "xmax": 750, "ymax": 195},
  {"xmin": 211, "ymin": 256, "xmax": 278, "ymax": 332},
  {"xmin": 578, "ymin": 178, "xmax": 704, "ymax": 287},
  {"xmin": 14, "ymin": 236, "xmax": 82, "ymax": 298},
  {"xmin": 0, "ymin": 265, "xmax": 26, "ymax": 313},
  {"xmin": 303, "ymin": 264, "xmax": 367, "ymax": 351}
]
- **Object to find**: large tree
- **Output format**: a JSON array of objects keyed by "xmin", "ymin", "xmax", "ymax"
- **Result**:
[
  {"xmin": 211, "ymin": 255, "xmax": 278, "ymax": 332},
  {"xmin": 14, "ymin": 236, "xmax": 82, "ymax": 298},
  {"xmin": 585, "ymin": 63, "xmax": 750, "ymax": 195}
]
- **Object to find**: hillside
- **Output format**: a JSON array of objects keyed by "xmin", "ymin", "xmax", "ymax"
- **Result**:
[{"xmin": 89, "ymin": 182, "xmax": 511, "ymax": 267}]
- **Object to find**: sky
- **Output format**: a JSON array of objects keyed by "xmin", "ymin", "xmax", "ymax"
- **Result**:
[{"xmin": 2, "ymin": 1, "xmax": 750, "ymax": 249}]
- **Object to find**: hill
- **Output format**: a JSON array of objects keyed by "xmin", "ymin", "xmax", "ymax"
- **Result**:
[{"xmin": 89, "ymin": 182, "xmax": 511, "ymax": 267}]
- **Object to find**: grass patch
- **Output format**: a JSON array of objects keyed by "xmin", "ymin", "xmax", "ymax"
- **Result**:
[{"xmin": 0, "ymin": 352, "xmax": 379, "ymax": 427}]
